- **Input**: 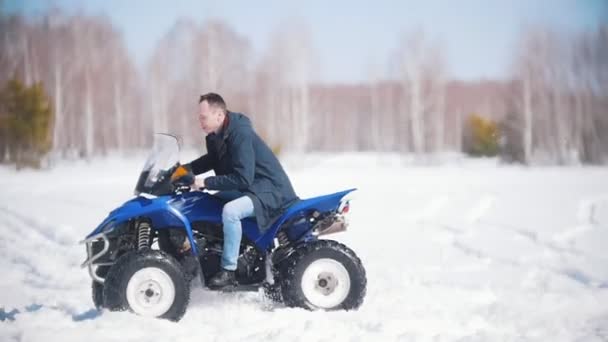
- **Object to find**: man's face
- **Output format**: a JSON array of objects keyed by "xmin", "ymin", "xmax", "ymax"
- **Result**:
[{"xmin": 198, "ymin": 101, "xmax": 224, "ymax": 135}]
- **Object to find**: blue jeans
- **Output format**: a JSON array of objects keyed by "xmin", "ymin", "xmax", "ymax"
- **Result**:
[{"xmin": 214, "ymin": 191, "xmax": 255, "ymax": 271}]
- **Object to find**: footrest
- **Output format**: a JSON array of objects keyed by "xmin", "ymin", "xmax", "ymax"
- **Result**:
[{"xmin": 207, "ymin": 283, "xmax": 260, "ymax": 292}]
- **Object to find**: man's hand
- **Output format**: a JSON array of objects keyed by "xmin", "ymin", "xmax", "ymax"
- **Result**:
[
  {"xmin": 170, "ymin": 165, "xmax": 190, "ymax": 182},
  {"xmin": 171, "ymin": 165, "xmax": 195, "ymax": 186}
]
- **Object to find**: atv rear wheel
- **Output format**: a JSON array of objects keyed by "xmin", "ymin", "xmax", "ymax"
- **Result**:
[
  {"xmin": 102, "ymin": 250, "xmax": 190, "ymax": 321},
  {"xmin": 280, "ymin": 240, "xmax": 366, "ymax": 310}
]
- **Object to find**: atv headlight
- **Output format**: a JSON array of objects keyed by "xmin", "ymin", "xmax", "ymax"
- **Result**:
[{"xmin": 100, "ymin": 220, "xmax": 116, "ymax": 233}]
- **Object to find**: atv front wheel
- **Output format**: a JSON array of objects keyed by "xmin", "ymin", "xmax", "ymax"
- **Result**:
[
  {"xmin": 280, "ymin": 240, "xmax": 366, "ymax": 310},
  {"xmin": 92, "ymin": 281, "xmax": 104, "ymax": 309},
  {"xmin": 91, "ymin": 266, "xmax": 109, "ymax": 309},
  {"xmin": 262, "ymin": 282, "xmax": 283, "ymax": 303},
  {"xmin": 103, "ymin": 250, "xmax": 190, "ymax": 321}
]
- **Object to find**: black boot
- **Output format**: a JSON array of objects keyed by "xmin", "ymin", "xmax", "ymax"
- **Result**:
[{"xmin": 208, "ymin": 269, "xmax": 237, "ymax": 289}]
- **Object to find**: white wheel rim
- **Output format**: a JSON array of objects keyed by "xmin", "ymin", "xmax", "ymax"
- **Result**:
[
  {"xmin": 301, "ymin": 258, "xmax": 351, "ymax": 309},
  {"xmin": 126, "ymin": 267, "xmax": 175, "ymax": 317}
]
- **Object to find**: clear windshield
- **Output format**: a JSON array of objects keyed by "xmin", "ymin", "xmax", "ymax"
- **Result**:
[{"xmin": 134, "ymin": 134, "xmax": 180, "ymax": 195}]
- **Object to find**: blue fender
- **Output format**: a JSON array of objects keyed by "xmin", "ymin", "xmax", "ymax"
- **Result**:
[
  {"xmin": 87, "ymin": 196, "xmax": 199, "ymax": 256},
  {"xmin": 254, "ymin": 188, "xmax": 356, "ymax": 249}
]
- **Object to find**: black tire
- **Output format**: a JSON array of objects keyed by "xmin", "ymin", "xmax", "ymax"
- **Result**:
[
  {"xmin": 103, "ymin": 250, "xmax": 190, "ymax": 321},
  {"xmin": 91, "ymin": 266, "xmax": 109, "ymax": 309},
  {"xmin": 262, "ymin": 282, "xmax": 283, "ymax": 303},
  {"xmin": 92, "ymin": 281, "xmax": 104, "ymax": 309},
  {"xmin": 279, "ymin": 239, "xmax": 366, "ymax": 311}
]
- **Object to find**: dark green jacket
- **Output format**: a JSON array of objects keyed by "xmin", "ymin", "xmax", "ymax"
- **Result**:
[{"xmin": 187, "ymin": 111, "xmax": 299, "ymax": 231}]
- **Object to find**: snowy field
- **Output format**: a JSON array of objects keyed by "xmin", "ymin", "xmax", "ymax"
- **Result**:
[{"xmin": 1, "ymin": 153, "xmax": 608, "ymax": 341}]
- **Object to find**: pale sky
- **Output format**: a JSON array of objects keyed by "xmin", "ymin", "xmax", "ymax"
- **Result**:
[{"xmin": 5, "ymin": 0, "xmax": 608, "ymax": 83}]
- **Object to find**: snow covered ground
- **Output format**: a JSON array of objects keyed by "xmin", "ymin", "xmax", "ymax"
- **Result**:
[{"xmin": 1, "ymin": 152, "xmax": 608, "ymax": 341}]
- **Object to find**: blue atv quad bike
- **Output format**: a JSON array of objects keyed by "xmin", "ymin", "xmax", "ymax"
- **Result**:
[{"xmin": 81, "ymin": 134, "xmax": 366, "ymax": 321}]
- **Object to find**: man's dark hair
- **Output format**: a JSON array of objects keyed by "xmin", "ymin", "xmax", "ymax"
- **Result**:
[{"xmin": 199, "ymin": 93, "xmax": 227, "ymax": 112}]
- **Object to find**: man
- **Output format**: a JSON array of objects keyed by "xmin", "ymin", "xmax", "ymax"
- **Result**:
[{"xmin": 183, "ymin": 93, "xmax": 299, "ymax": 289}]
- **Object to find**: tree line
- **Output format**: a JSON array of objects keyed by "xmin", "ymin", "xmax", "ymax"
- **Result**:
[{"xmin": 1, "ymin": 9, "xmax": 606, "ymax": 167}]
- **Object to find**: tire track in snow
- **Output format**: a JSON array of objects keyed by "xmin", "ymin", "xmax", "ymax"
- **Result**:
[
  {"xmin": 478, "ymin": 220, "xmax": 584, "ymax": 257},
  {"xmin": 415, "ymin": 194, "xmax": 607, "ymax": 289},
  {"xmin": 0, "ymin": 205, "xmax": 75, "ymax": 246},
  {"xmin": 0, "ymin": 205, "xmax": 83, "ymax": 294},
  {"xmin": 577, "ymin": 195, "xmax": 608, "ymax": 226},
  {"xmin": 552, "ymin": 195, "xmax": 608, "ymax": 244},
  {"xmin": 421, "ymin": 193, "xmax": 587, "ymax": 258},
  {"xmin": 450, "ymin": 227, "xmax": 607, "ymax": 289},
  {"xmin": 417, "ymin": 194, "xmax": 495, "ymax": 233},
  {"xmin": 415, "ymin": 195, "xmax": 450, "ymax": 222},
  {"xmin": 465, "ymin": 195, "xmax": 496, "ymax": 225}
]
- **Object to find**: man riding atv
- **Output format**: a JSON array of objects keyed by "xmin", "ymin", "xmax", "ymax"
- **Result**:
[
  {"xmin": 179, "ymin": 93, "xmax": 299, "ymax": 289},
  {"xmin": 81, "ymin": 94, "xmax": 366, "ymax": 321}
]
